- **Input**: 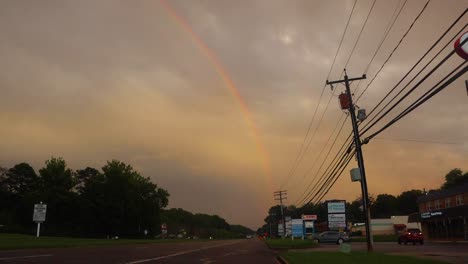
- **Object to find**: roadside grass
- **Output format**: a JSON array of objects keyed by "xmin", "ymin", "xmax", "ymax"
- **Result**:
[
  {"xmin": 281, "ymin": 251, "xmax": 448, "ymax": 264},
  {"xmin": 350, "ymin": 234, "xmax": 397, "ymax": 242},
  {"xmin": 0, "ymin": 233, "xmax": 202, "ymax": 250},
  {"xmin": 265, "ymin": 239, "xmax": 318, "ymax": 249}
]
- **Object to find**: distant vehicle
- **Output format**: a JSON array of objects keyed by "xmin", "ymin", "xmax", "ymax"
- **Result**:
[
  {"xmin": 398, "ymin": 228, "xmax": 424, "ymax": 245},
  {"xmin": 246, "ymin": 235, "xmax": 253, "ymax": 239},
  {"xmin": 312, "ymin": 231, "xmax": 349, "ymax": 244}
]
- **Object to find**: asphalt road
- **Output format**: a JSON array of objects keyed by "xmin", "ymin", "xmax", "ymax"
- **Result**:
[
  {"xmin": 0, "ymin": 239, "xmax": 278, "ymax": 264},
  {"xmin": 311, "ymin": 241, "xmax": 468, "ymax": 264}
]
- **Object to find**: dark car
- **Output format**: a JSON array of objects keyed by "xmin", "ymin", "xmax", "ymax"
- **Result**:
[
  {"xmin": 398, "ymin": 228, "xmax": 424, "ymax": 245},
  {"xmin": 312, "ymin": 231, "xmax": 349, "ymax": 244}
]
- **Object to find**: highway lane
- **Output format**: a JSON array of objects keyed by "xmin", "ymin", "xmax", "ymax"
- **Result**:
[{"xmin": 0, "ymin": 239, "xmax": 278, "ymax": 264}]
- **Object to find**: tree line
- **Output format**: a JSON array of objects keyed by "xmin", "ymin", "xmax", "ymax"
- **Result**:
[
  {"xmin": 259, "ymin": 168, "xmax": 468, "ymax": 235},
  {"xmin": 161, "ymin": 208, "xmax": 253, "ymax": 239},
  {"xmin": 0, "ymin": 158, "xmax": 253, "ymax": 238}
]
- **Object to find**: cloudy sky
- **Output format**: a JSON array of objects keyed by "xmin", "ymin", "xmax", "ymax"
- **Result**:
[{"xmin": 1, "ymin": 0, "xmax": 467, "ymax": 229}]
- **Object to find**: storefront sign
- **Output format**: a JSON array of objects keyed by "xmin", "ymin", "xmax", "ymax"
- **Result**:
[{"xmin": 421, "ymin": 211, "xmax": 443, "ymax": 219}]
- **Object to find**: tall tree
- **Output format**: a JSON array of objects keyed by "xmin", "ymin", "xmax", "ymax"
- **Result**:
[
  {"xmin": 441, "ymin": 168, "xmax": 468, "ymax": 189},
  {"xmin": 5, "ymin": 163, "xmax": 38, "ymax": 195},
  {"xmin": 38, "ymin": 157, "xmax": 77, "ymax": 234},
  {"xmin": 75, "ymin": 167, "xmax": 100, "ymax": 192},
  {"xmin": 397, "ymin": 190, "xmax": 424, "ymax": 215},
  {"xmin": 371, "ymin": 194, "xmax": 398, "ymax": 218}
]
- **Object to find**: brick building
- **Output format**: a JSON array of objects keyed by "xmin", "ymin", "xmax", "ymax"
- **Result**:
[{"xmin": 409, "ymin": 183, "xmax": 468, "ymax": 240}]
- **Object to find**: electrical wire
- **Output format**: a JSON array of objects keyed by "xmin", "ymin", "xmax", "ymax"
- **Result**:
[
  {"xmin": 359, "ymin": 8, "xmax": 467, "ymax": 128},
  {"xmin": 361, "ymin": 38, "xmax": 467, "ymax": 137},
  {"xmin": 364, "ymin": 61, "xmax": 468, "ymax": 142},
  {"xmin": 355, "ymin": 0, "xmax": 432, "ymax": 102},
  {"xmin": 279, "ymin": 0, "xmax": 358, "ymax": 189}
]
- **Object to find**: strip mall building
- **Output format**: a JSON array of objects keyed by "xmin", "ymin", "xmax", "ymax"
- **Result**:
[{"xmin": 409, "ymin": 183, "xmax": 468, "ymax": 240}]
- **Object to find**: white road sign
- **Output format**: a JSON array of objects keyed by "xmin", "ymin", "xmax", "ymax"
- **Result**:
[{"xmin": 33, "ymin": 204, "xmax": 47, "ymax": 222}]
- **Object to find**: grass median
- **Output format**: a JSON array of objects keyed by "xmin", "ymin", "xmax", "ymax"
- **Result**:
[
  {"xmin": 281, "ymin": 251, "xmax": 448, "ymax": 264},
  {"xmin": 0, "ymin": 233, "xmax": 202, "ymax": 250},
  {"xmin": 265, "ymin": 238, "xmax": 318, "ymax": 250}
]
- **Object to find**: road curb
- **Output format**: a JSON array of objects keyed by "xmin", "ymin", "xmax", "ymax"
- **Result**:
[{"xmin": 276, "ymin": 255, "xmax": 289, "ymax": 264}]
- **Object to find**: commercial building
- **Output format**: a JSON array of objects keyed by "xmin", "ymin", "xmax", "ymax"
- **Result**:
[
  {"xmin": 409, "ymin": 183, "xmax": 468, "ymax": 240},
  {"xmin": 351, "ymin": 216, "xmax": 420, "ymax": 235}
]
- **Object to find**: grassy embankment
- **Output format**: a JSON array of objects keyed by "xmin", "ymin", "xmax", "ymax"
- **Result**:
[{"xmin": 281, "ymin": 251, "xmax": 448, "ymax": 264}]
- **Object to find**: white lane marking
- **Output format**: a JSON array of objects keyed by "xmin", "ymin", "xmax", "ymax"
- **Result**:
[
  {"xmin": 0, "ymin": 254, "xmax": 53, "ymax": 261},
  {"xmin": 126, "ymin": 241, "xmax": 241, "ymax": 264}
]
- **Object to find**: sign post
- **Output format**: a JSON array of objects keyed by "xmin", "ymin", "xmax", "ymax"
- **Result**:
[{"xmin": 33, "ymin": 203, "xmax": 47, "ymax": 238}]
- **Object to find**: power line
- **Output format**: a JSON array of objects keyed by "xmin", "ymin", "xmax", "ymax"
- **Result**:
[
  {"xmin": 296, "ymin": 1, "xmax": 409, "ymax": 203},
  {"xmin": 364, "ymin": 61, "xmax": 468, "ymax": 142},
  {"xmin": 362, "ymin": 0, "xmax": 408, "ymax": 75},
  {"xmin": 287, "ymin": 113, "xmax": 347, "ymax": 192},
  {"xmin": 302, "ymin": 144, "xmax": 354, "ymax": 207},
  {"xmin": 280, "ymin": 0, "xmax": 358, "ymax": 189},
  {"xmin": 361, "ymin": 38, "xmax": 466, "ymax": 137},
  {"xmin": 353, "ymin": 0, "xmax": 408, "ymax": 95},
  {"xmin": 373, "ymin": 137, "xmax": 459, "ymax": 145},
  {"xmin": 343, "ymin": 0, "xmax": 378, "ymax": 69},
  {"xmin": 359, "ymin": 8, "xmax": 467, "ymax": 128},
  {"xmin": 313, "ymin": 150, "xmax": 355, "ymax": 205},
  {"xmin": 291, "ymin": 115, "xmax": 349, "ymax": 200},
  {"xmin": 287, "ymin": 0, "xmax": 380, "ymax": 191},
  {"xmin": 302, "ymin": 9, "xmax": 467, "ymax": 208},
  {"xmin": 296, "ymin": 133, "xmax": 353, "ymax": 206},
  {"xmin": 355, "ymin": 0, "xmax": 432, "ymax": 102}
]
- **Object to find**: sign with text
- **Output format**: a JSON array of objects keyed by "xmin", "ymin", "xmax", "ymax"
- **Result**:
[
  {"xmin": 301, "ymin": 214, "xmax": 317, "ymax": 220},
  {"xmin": 285, "ymin": 216, "xmax": 292, "ymax": 236},
  {"xmin": 304, "ymin": 221, "xmax": 314, "ymax": 228},
  {"xmin": 327, "ymin": 201, "xmax": 346, "ymax": 213},
  {"xmin": 421, "ymin": 211, "xmax": 443, "ymax": 219},
  {"xmin": 328, "ymin": 213, "xmax": 346, "ymax": 228},
  {"xmin": 33, "ymin": 204, "xmax": 47, "ymax": 222},
  {"xmin": 278, "ymin": 224, "xmax": 284, "ymax": 235},
  {"xmin": 291, "ymin": 219, "xmax": 304, "ymax": 237}
]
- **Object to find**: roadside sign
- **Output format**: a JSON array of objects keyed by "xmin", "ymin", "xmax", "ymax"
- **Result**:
[
  {"xmin": 301, "ymin": 214, "xmax": 317, "ymax": 220},
  {"xmin": 33, "ymin": 204, "xmax": 47, "ymax": 222},
  {"xmin": 291, "ymin": 219, "xmax": 304, "ymax": 238},
  {"xmin": 454, "ymin": 31, "xmax": 468, "ymax": 60},
  {"xmin": 327, "ymin": 201, "xmax": 345, "ymax": 213},
  {"xmin": 304, "ymin": 221, "xmax": 314, "ymax": 228},
  {"xmin": 328, "ymin": 214, "xmax": 346, "ymax": 228},
  {"xmin": 278, "ymin": 224, "xmax": 284, "ymax": 235}
]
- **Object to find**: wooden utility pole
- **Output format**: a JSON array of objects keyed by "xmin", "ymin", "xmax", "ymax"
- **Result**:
[{"xmin": 326, "ymin": 70, "xmax": 374, "ymax": 252}]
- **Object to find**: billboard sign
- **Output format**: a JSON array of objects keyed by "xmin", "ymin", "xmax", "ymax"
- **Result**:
[
  {"xmin": 304, "ymin": 221, "xmax": 314, "ymax": 228},
  {"xmin": 301, "ymin": 214, "xmax": 317, "ymax": 220},
  {"xmin": 291, "ymin": 219, "xmax": 304, "ymax": 237},
  {"xmin": 328, "ymin": 213, "xmax": 346, "ymax": 228},
  {"xmin": 285, "ymin": 216, "xmax": 292, "ymax": 236},
  {"xmin": 327, "ymin": 201, "xmax": 346, "ymax": 213},
  {"xmin": 278, "ymin": 224, "xmax": 284, "ymax": 235},
  {"xmin": 33, "ymin": 204, "xmax": 47, "ymax": 222}
]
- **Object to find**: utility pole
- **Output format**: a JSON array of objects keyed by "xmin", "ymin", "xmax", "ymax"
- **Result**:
[
  {"xmin": 274, "ymin": 190, "xmax": 287, "ymax": 238},
  {"xmin": 326, "ymin": 70, "xmax": 374, "ymax": 252}
]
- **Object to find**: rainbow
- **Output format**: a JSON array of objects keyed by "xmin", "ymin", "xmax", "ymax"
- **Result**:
[{"xmin": 160, "ymin": 0, "xmax": 273, "ymax": 193}]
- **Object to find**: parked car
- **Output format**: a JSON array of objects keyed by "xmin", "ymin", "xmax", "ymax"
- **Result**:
[
  {"xmin": 312, "ymin": 231, "xmax": 349, "ymax": 244},
  {"xmin": 398, "ymin": 228, "xmax": 424, "ymax": 245}
]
